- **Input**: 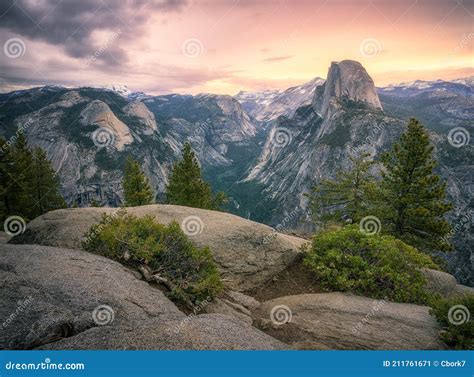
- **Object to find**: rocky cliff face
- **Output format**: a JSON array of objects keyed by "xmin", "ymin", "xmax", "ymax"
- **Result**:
[
  {"xmin": 378, "ymin": 78, "xmax": 473, "ymax": 133},
  {"xmin": 142, "ymin": 93, "xmax": 257, "ymax": 167},
  {"xmin": 316, "ymin": 60, "xmax": 382, "ymax": 116},
  {"xmin": 10, "ymin": 205, "xmax": 307, "ymax": 291},
  {"xmin": 1, "ymin": 243, "xmax": 285, "ymax": 350},
  {"xmin": 378, "ymin": 78, "xmax": 474, "ymax": 285},
  {"xmin": 123, "ymin": 100, "xmax": 158, "ymax": 135},
  {"xmin": 236, "ymin": 77, "xmax": 325, "ymax": 124},
  {"xmin": 0, "ymin": 87, "xmax": 175, "ymax": 206},
  {"xmin": 239, "ymin": 67, "xmax": 472, "ymax": 285},
  {"xmin": 0, "ymin": 87, "xmax": 257, "ymax": 206},
  {"xmin": 243, "ymin": 60, "xmax": 402, "ymax": 229},
  {"xmin": 0, "ymin": 64, "xmax": 472, "ymax": 285},
  {"xmin": 80, "ymin": 100, "xmax": 134, "ymax": 151},
  {"xmin": 6, "ymin": 209, "xmax": 470, "ymax": 350}
]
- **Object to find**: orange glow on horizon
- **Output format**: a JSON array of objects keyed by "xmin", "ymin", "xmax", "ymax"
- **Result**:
[{"xmin": 0, "ymin": 0, "xmax": 472, "ymax": 94}]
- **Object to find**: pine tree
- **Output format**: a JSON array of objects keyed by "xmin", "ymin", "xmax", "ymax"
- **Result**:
[
  {"xmin": 307, "ymin": 152, "xmax": 376, "ymax": 226},
  {"xmin": 166, "ymin": 143, "xmax": 226, "ymax": 210},
  {"xmin": 0, "ymin": 135, "xmax": 65, "ymax": 221},
  {"xmin": 378, "ymin": 118, "xmax": 452, "ymax": 251},
  {"xmin": 0, "ymin": 139, "xmax": 13, "ymax": 221},
  {"xmin": 122, "ymin": 156, "xmax": 154, "ymax": 206},
  {"xmin": 8, "ymin": 133, "xmax": 35, "ymax": 219},
  {"xmin": 30, "ymin": 147, "xmax": 66, "ymax": 217}
]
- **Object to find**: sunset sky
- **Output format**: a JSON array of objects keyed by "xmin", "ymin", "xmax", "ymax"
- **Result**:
[{"xmin": 0, "ymin": 0, "xmax": 472, "ymax": 95}]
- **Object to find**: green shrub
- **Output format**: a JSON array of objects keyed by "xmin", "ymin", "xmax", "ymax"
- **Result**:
[
  {"xmin": 82, "ymin": 212, "xmax": 223, "ymax": 306},
  {"xmin": 429, "ymin": 295, "xmax": 474, "ymax": 350},
  {"xmin": 303, "ymin": 225, "xmax": 438, "ymax": 304}
]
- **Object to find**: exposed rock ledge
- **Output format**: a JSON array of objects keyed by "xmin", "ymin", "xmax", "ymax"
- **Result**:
[
  {"xmin": 1, "ymin": 243, "xmax": 457, "ymax": 350},
  {"xmin": 9, "ymin": 205, "xmax": 308, "ymax": 292},
  {"xmin": 0, "ymin": 244, "xmax": 284, "ymax": 350},
  {"xmin": 255, "ymin": 293, "xmax": 446, "ymax": 350}
]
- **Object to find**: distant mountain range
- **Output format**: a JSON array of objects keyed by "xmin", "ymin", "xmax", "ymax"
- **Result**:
[
  {"xmin": 0, "ymin": 62, "xmax": 472, "ymax": 285},
  {"xmin": 235, "ymin": 77, "xmax": 325, "ymax": 124}
]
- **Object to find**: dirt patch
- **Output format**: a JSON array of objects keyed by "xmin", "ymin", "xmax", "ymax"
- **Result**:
[{"xmin": 246, "ymin": 259, "xmax": 325, "ymax": 302}]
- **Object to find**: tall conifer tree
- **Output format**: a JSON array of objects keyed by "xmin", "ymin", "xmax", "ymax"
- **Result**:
[
  {"xmin": 31, "ymin": 147, "xmax": 66, "ymax": 216},
  {"xmin": 308, "ymin": 152, "xmax": 376, "ymax": 225},
  {"xmin": 379, "ymin": 118, "xmax": 452, "ymax": 251},
  {"xmin": 1, "ymin": 134, "xmax": 65, "ymax": 222},
  {"xmin": 8, "ymin": 133, "xmax": 35, "ymax": 219},
  {"xmin": 166, "ymin": 143, "xmax": 226, "ymax": 210},
  {"xmin": 122, "ymin": 156, "xmax": 154, "ymax": 206}
]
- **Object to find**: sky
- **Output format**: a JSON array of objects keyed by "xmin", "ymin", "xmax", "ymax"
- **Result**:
[{"xmin": 0, "ymin": 0, "xmax": 472, "ymax": 95}]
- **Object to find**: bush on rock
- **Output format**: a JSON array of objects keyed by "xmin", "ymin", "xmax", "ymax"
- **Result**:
[
  {"xmin": 303, "ymin": 225, "xmax": 438, "ymax": 304},
  {"xmin": 429, "ymin": 295, "xmax": 474, "ymax": 350},
  {"xmin": 83, "ymin": 211, "xmax": 222, "ymax": 306}
]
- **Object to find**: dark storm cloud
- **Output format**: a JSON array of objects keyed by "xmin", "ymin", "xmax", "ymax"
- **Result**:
[{"xmin": 0, "ymin": 0, "xmax": 187, "ymax": 63}]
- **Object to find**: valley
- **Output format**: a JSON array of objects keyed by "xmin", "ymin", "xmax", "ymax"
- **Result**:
[{"xmin": 0, "ymin": 60, "xmax": 472, "ymax": 285}]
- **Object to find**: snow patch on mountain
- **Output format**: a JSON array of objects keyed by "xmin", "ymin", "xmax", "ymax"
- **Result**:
[
  {"xmin": 378, "ymin": 77, "xmax": 473, "ymax": 97},
  {"xmin": 235, "ymin": 77, "xmax": 325, "ymax": 123}
]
